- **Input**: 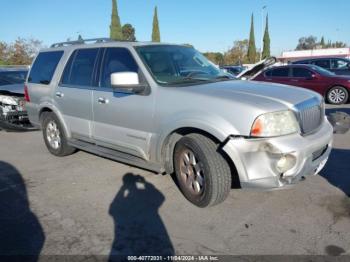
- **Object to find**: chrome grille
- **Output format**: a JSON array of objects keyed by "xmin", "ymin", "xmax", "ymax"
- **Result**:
[{"xmin": 295, "ymin": 98, "xmax": 324, "ymax": 135}]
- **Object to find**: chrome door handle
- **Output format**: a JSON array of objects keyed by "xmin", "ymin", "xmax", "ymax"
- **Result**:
[
  {"xmin": 98, "ymin": 97, "xmax": 109, "ymax": 104},
  {"xmin": 55, "ymin": 92, "xmax": 64, "ymax": 98}
]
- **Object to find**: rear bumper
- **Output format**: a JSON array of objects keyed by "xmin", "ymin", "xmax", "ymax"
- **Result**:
[{"xmin": 222, "ymin": 118, "xmax": 333, "ymax": 189}]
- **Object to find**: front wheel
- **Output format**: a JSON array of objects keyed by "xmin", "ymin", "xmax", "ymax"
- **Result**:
[
  {"xmin": 173, "ymin": 134, "xmax": 232, "ymax": 207},
  {"xmin": 327, "ymin": 86, "xmax": 348, "ymax": 105}
]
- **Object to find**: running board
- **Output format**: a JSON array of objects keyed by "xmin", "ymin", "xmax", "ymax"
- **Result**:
[{"xmin": 68, "ymin": 139, "xmax": 164, "ymax": 173}]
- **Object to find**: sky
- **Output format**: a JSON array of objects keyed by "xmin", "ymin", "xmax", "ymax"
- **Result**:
[{"xmin": 1, "ymin": 0, "xmax": 349, "ymax": 56}]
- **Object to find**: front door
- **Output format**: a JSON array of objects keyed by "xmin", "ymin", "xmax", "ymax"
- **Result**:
[{"xmin": 92, "ymin": 47, "xmax": 155, "ymax": 160}]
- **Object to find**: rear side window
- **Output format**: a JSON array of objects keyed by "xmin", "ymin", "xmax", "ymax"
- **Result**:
[
  {"xmin": 292, "ymin": 68, "xmax": 312, "ymax": 78},
  {"xmin": 61, "ymin": 48, "xmax": 99, "ymax": 87},
  {"xmin": 313, "ymin": 59, "xmax": 330, "ymax": 69},
  {"xmin": 271, "ymin": 68, "xmax": 289, "ymax": 77},
  {"xmin": 28, "ymin": 51, "xmax": 63, "ymax": 85}
]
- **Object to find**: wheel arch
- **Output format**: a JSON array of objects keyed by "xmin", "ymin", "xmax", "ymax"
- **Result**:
[
  {"xmin": 160, "ymin": 127, "xmax": 241, "ymax": 188},
  {"xmin": 38, "ymin": 104, "xmax": 71, "ymax": 138}
]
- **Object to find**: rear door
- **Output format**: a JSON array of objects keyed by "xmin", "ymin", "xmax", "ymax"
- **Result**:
[
  {"xmin": 55, "ymin": 48, "xmax": 100, "ymax": 141},
  {"xmin": 263, "ymin": 67, "xmax": 291, "ymax": 85}
]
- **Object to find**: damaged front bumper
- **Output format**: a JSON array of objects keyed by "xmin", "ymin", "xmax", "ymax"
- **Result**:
[
  {"xmin": 223, "ymin": 118, "xmax": 333, "ymax": 189},
  {"xmin": 0, "ymin": 94, "xmax": 37, "ymax": 131}
]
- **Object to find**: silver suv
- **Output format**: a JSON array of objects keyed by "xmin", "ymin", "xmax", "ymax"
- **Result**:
[{"xmin": 26, "ymin": 38, "xmax": 333, "ymax": 207}]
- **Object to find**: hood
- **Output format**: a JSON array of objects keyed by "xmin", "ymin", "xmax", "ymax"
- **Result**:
[
  {"xmin": 182, "ymin": 79, "xmax": 320, "ymax": 110},
  {"xmin": 237, "ymin": 57, "xmax": 277, "ymax": 80},
  {"xmin": 0, "ymin": 84, "xmax": 25, "ymax": 95}
]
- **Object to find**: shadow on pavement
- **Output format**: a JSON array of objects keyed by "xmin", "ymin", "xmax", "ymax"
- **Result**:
[
  {"xmin": 0, "ymin": 161, "xmax": 45, "ymax": 261},
  {"xmin": 109, "ymin": 173, "xmax": 174, "ymax": 259},
  {"xmin": 321, "ymin": 149, "xmax": 350, "ymax": 197},
  {"xmin": 326, "ymin": 107, "xmax": 350, "ymax": 115}
]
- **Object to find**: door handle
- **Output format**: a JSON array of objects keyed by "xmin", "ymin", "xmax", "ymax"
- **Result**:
[
  {"xmin": 98, "ymin": 97, "xmax": 109, "ymax": 104},
  {"xmin": 290, "ymin": 79, "xmax": 299, "ymax": 82},
  {"xmin": 55, "ymin": 92, "xmax": 64, "ymax": 98}
]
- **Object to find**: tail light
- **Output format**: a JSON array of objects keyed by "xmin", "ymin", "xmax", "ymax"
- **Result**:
[{"xmin": 24, "ymin": 84, "xmax": 30, "ymax": 102}]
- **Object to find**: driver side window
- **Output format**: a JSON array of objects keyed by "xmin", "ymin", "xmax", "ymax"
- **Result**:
[{"xmin": 100, "ymin": 48, "xmax": 139, "ymax": 88}]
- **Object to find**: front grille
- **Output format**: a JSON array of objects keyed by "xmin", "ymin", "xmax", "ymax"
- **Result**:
[{"xmin": 295, "ymin": 98, "xmax": 324, "ymax": 135}]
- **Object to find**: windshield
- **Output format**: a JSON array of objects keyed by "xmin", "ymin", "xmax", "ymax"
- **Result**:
[
  {"xmin": 136, "ymin": 45, "xmax": 229, "ymax": 85},
  {"xmin": 309, "ymin": 65, "xmax": 335, "ymax": 76}
]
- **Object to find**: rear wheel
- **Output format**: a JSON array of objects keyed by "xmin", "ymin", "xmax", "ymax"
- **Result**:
[
  {"xmin": 41, "ymin": 112, "xmax": 76, "ymax": 156},
  {"xmin": 173, "ymin": 133, "xmax": 231, "ymax": 207},
  {"xmin": 327, "ymin": 86, "xmax": 348, "ymax": 105}
]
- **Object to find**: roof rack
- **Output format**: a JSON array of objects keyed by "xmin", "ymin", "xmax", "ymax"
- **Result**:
[{"xmin": 50, "ymin": 38, "xmax": 115, "ymax": 48}]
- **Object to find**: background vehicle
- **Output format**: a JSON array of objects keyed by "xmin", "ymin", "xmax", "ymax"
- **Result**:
[
  {"xmin": 0, "ymin": 67, "xmax": 35, "ymax": 131},
  {"xmin": 292, "ymin": 57, "xmax": 350, "ymax": 76},
  {"xmin": 253, "ymin": 64, "xmax": 350, "ymax": 105},
  {"xmin": 26, "ymin": 39, "xmax": 333, "ymax": 207},
  {"xmin": 220, "ymin": 65, "xmax": 246, "ymax": 76}
]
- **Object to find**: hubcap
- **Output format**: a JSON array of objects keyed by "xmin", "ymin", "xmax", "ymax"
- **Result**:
[
  {"xmin": 329, "ymin": 88, "xmax": 346, "ymax": 104},
  {"xmin": 178, "ymin": 149, "xmax": 204, "ymax": 195},
  {"xmin": 46, "ymin": 120, "xmax": 61, "ymax": 149}
]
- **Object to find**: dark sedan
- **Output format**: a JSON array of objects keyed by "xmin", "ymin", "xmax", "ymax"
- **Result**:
[
  {"xmin": 253, "ymin": 64, "xmax": 350, "ymax": 104},
  {"xmin": 292, "ymin": 57, "xmax": 350, "ymax": 76}
]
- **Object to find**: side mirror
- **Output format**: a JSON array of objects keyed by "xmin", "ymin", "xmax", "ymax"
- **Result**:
[{"xmin": 111, "ymin": 72, "xmax": 146, "ymax": 94}]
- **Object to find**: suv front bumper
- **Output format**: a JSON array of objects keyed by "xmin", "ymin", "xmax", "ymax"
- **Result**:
[{"xmin": 222, "ymin": 119, "xmax": 333, "ymax": 189}]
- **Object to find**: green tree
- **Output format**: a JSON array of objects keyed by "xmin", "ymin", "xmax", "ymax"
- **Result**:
[
  {"xmin": 122, "ymin": 24, "xmax": 136, "ymax": 41},
  {"xmin": 203, "ymin": 52, "xmax": 224, "ymax": 66},
  {"xmin": 320, "ymin": 36, "xmax": 325, "ymax": 48},
  {"xmin": 262, "ymin": 14, "xmax": 270, "ymax": 59},
  {"xmin": 152, "ymin": 6, "xmax": 161, "ymax": 42},
  {"xmin": 110, "ymin": 0, "xmax": 123, "ymax": 40},
  {"xmin": 247, "ymin": 14, "xmax": 256, "ymax": 63},
  {"xmin": 224, "ymin": 39, "xmax": 249, "ymax": 65},
  {"xmin": 295, "ymin": 36, "xmax": 318, "ymax": 50}
]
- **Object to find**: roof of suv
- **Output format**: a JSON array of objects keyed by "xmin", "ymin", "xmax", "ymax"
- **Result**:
[{"xmin": 42, "ymin": 38, "xmax": 185, "ymax": 52}]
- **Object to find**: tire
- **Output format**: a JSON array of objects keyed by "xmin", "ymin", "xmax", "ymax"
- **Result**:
[
  {"xmin": 327, "ymin": 86, "xmax": 349, "ymax": 105},
  {"xmin": 173, "ymin": 133, "xmax": 232, "ymax": 207},
  {"xmin": 41, "ymin": 112, "xmax": 76, "ymax": 157}
]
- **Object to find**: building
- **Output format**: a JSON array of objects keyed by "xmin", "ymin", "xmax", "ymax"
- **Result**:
[{"xmin": 279, "ymin": 48, "xmax": 350, "ymax": 64}]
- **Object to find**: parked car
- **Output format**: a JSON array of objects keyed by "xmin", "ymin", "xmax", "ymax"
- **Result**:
[
  {"xmin": 292, "ymin": 57, "xmax": 350, "ymax": 76},
  {"xmin": 220, "ymin": 65, "xmax": 246, "ymax": 76},
  {"xmin": 253, "ymin": 64, "xmax": 350, "ymax": 105},
  {"xmin": 26, "ymin": 38, "xmax": 333, "ymax": 207},
  {"xmin": 0, "ymin": 67, "xmax": 35, "ymax": 131}
]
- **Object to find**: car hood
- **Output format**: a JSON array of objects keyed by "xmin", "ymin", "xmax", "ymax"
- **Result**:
[
  {"xmin": 0, "ymin": 84, "xmax": 24, "ymax": 95},
  {"xmin": 237, "ymin": 57, "xmax": 277, "ymax": 80},
  {"xmin": 183, "ymin": 79, "xmax": 320, "ymax": 109}
]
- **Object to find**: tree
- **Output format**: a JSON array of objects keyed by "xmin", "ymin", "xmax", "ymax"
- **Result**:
[
  {"xmin": 78, "ymin": 35, "xmax": 83, "ymax": 41},
  {"xmin": 110, "ymin": 0, "xmax": 123, "ymax": 40},
  {"xmin": 320, "ymin": 36, "xmax": 325, "ymax": 48},
  {"xmin": 224, "ymin": 39, "xmax": 249, "ymax": 65},
  {"xmin": 295, "ymin": 35, "xmax": 318, "ymax": 50},
  {"xmin": 122, "ymin": 24, "xmax": 136, "ymax": 41},
  {"xmin": 203, "ymin": 52, "xmax": 224, "ymax": 66},
  {"xmin": 262, "ymin": 14, "xmax": 270, "ymax": 59},
  {"xmin": 0, "ymin": 42, "xmax": 8, "ymax": 65},
  {"xmin": 152, "ymin": 6, "xmax": 161, "ymax": 42},
  {"xmin": 247, "ymin": 14, "xmax": 256, "ymax": 63},
  {"xmin": 6, "ymin": 38, "xmax": 42, "ymax": 65}
]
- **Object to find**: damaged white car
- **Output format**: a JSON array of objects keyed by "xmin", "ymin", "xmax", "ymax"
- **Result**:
[{"xmin": 0, "ymin": 68, "xmax": 35, "ymax": 131}]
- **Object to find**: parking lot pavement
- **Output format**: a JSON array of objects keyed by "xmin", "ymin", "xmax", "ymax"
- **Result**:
[{"xmin": 0, "ymin": 105, "xmax": 349, "ymax": 257}]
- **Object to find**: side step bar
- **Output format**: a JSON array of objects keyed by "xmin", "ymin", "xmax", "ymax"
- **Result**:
[{"xmin": 68, "ymin": 139, "xmax": 164, "ymax": 173}]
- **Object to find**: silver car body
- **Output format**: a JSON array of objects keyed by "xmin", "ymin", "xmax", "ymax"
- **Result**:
[{"xmin": 26, "ymin": 41, "xmax": 333, "ymax": 189}]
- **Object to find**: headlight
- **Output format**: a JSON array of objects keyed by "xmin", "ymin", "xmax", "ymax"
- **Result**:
[
  {"xmin": 250, "ymin": 110, "xmax": 300, "ymax": 137},
  {"xmin": 0, "ymin": 95, "xmax": 18, "ymax": 106}
]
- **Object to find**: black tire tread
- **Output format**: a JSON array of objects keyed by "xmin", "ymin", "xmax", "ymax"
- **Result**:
[
  {"xmin": 41, "ymin": 112, "xmax": 76, "ymax": 157},
  {"xmin": 175, "ymin": 133, "xmax": 231, "ymax": 207}
]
